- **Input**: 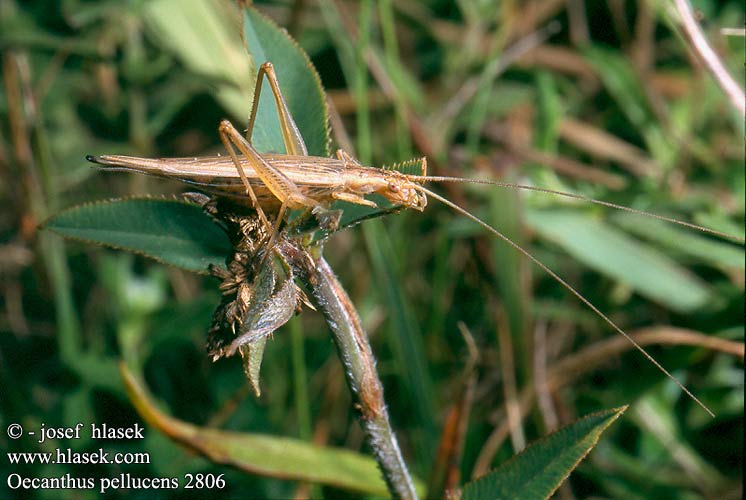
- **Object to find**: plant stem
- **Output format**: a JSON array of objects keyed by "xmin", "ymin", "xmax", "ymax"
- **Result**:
[
  {"xmin": 293, "ymin": 252, "xmax": 418, "ymax": 499},
  {"xmin": 670, "ymin": 0, "xmax": 745, "ymax": 117}
]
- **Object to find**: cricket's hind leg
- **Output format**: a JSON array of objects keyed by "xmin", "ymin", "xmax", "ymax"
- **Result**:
[
  {"xmin": 247, "ymin": 61, "xmax": 308, "ymax": 156},
  {"xmin": 218, "ymin": 120, "xmax": 320, "ymax": 245},
  {"xmin": 224, "ymin": 61, "xmax": 322, "ymax": 241},
  {"xmin": 218, "ymin": 120, "xmax": 270, "ymax": 229}
]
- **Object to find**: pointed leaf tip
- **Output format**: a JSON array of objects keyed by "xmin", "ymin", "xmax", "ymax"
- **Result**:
[
  {"xmin": 242, "ymin": 6, "xmax": 330, "ymax": 157},
  {"xmin": 463, "ymin": 406, "xmax": 626, "ymax": 500}
]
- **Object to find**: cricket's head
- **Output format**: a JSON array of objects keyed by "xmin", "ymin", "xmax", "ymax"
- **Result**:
[
  {"xmin": 377, "ymin": 169, "xmax": 428, "ymax": 211},
  {"xmin": 375, "ymin": 156, "xmax": 428, "ymax": 211},
  {"xmin": 343, "ymin": 157, "xmax": 428, "ymax": 210}
]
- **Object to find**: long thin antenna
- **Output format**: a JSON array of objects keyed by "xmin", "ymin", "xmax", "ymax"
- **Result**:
[
  {"xmin": 406, "ymin": 175, "xmax": 745, "ymax": 244},
  {"xmin": 415, "ymin": 184, "xmax": 715, "ymax": 417}
]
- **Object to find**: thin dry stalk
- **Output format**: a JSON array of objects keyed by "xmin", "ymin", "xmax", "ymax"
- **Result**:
[
  {"xmin": 671, "ymin": 0, "xmax": 745, "ymax": 117},
  {"xmin": 496, "ymin": 307, "xmax": 526, "ymax": 452},
  {"xmin": 471, "ymin": 326, "xmax": 744, "ymax": 478},
  {"xmin": 533, "ymin": 321, "xmax": 559, "ymax": 432},
  {"xmin": 426, "ymin": 322, "xmax": 478, "ymax": 498}
]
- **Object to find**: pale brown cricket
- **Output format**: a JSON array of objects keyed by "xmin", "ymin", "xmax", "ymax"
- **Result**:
[{"xmin": 89, "ymin": 61, "xmax": 743, "ymax": 416}]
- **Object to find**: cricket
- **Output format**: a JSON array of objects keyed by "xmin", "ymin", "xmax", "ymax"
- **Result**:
[{"xmin": 88, "ymin": 61, "xmax": 742, "ymax": 417}]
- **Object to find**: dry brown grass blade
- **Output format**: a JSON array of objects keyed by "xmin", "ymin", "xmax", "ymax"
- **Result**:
[
  {"xmin": 426, "ymin": 323, "xmax": 478, "ymax": 499},
  {"xmin": 558, "ymin": 117, "xmax": 658, "ymax": 178},
  {"xmin": 495, "ymin": 306, "xmax": 526, "ymax": 452},
  {"xmin": 471, "ymin": 326, "xmax": 743, "ymax": 477}
]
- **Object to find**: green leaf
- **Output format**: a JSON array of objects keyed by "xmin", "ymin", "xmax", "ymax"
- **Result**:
[
  {"xmin": 527, "ymin": 210, "xmax": 713, "ymax": 312},
  {"xmin": 583, "ymin": 46, "xmax": 674, "ymax": 168},
  {"xmin": 240, "ymin": 337, "xmax": 267, "ymax": 398},
  {"xmin": 211, "ymin": 251, "xmax": 300, "ymax": 397},
  {"xmin": 143, "ymin": 0, "xmax": 254, "ymax": 121},
  {"xmin": 242, "ymin": 6, "xmax": 329, "ymax": 157},
  {"xmin": 121, "ymin": 363, "xmax": 423, "ymax": 497},
  {"xmin": 44, "ymin": 198, "xmax": 231, "ymax": 273},
  {"xmin": 695, "ymin": 212, "xmax": 746, "ymax": 241},
  {"xmin": 611, "ymin": 213, "xmax": 745, "ymax": 270},
  {"xmin": 462, "ymin": 406, "xmax": 627, "ymax": 500},
  {"xmin": 143, "ymin": 2, "xmax": 330, "ymax": 158},
  {"xmin": 534, "ymin": 70, "xmax": 560, "ymax": 154}
]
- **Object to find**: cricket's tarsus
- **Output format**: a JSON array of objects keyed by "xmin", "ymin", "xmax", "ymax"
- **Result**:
[{"xmin": 91, "ymin": 61, "xmax": 740, "ymax": 417}]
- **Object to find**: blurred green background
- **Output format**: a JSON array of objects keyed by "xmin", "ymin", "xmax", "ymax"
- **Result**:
[{"xmin": 1, "ymin": 0, "xmax": 743, "ymax": 498}]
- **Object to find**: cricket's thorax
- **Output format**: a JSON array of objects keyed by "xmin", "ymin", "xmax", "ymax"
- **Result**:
[{"xmin": 340, "ymin": 167, "xmax": 427, "ymax": 211}]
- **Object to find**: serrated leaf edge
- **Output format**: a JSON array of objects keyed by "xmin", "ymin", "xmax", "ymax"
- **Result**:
[
  {"xmin": 42, "ymin": 195, "xmax": 227, "ymax": 275},
  {"xmin": 465, "ymin": 406, "xmax": 627, "ymax": 500},
  {"xmin": 241, "ymin": 6, "xmax": 331, "ymax": 157}
]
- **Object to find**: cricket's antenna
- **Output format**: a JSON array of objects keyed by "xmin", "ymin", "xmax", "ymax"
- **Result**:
[
  {"xmin": 414, "ymin": 183, "xmax": 715, "ymax": 417},
  {"xmin": 405, "ymin": 175, "xmax": 745, "ymax": 244}
]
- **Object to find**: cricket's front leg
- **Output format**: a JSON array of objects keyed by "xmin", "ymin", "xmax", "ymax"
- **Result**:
[
  {"xmin": 331, "ymin": 191, "xmax": 378, "ymax": 208},
  {"xmin": 247, "ymin": 61, "xmax": 308, "ymax": 157}
]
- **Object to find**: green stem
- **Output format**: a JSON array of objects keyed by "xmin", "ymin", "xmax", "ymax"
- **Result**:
[
  {"xmin": 289, "ymin": 316, "xmax": 312, "ymax": 440},
  {"xmin": 294, "ymin": 253, "xmax": 418, "ymax": 499}
]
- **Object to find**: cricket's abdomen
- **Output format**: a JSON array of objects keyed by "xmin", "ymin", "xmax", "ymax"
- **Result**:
[{"xmin": 89, "ymin": 154, "xmax": 347, "ymax": 209}]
